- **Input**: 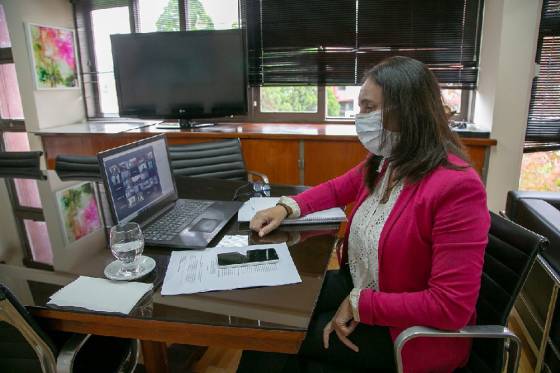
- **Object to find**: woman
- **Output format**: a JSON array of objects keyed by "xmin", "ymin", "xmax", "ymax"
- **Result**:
[{"xmin": 238, "ymin": 56, "xmax": 490, "ymax": 373}]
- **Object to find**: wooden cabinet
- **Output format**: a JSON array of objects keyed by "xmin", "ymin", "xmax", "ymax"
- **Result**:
[
  {"xmin": 241, "ymin": 139, "xmax": 300, "ymax": 185},
  {"xmin": 304, "ymin": 141, "xmax": 368, "ymax": 185},
  {"xmin": 38, "ymin": 123, "xmax": 495, "ymax": 186}
]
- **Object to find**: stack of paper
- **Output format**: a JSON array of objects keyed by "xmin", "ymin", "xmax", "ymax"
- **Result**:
[
  {"xmin": 237, "ymin": 197, "xmax": 346, "ymax": 224},
  {"xmin": 47, "ymin": 276, "xmax": 153, "ymax": 314},
  {"xmin": 161, "ymin": 243, "xmax": 301, "ymax": 295}
]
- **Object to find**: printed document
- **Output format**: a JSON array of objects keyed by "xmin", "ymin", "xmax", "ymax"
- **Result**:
[{"xmin": 161, "ymin": 243, "xmax": 301, "ymax": 295}]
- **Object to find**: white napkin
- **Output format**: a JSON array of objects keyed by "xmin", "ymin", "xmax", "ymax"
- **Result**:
[{"xmin": 48, "ymin": 276, "xmax": 153, "ymax": 314}]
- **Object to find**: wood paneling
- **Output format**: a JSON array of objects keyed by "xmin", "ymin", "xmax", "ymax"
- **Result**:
[
  {"xmin": 304, "ymin": 141, "xmax": 368, "ymax": 186},
  {"xmin": 39, "ymin": 123, "xmax": 495, "ymax": 184},
  {"xmin": 240, "ymin": 139, "xmax": 300, "ymax": 184},
  {"xmin": 464, "ymin": 145, "xmax": 488, "ymax": 178},
  {"xmin": 41, "ymin": 134, "xmax": 142, "ymax": 169}
]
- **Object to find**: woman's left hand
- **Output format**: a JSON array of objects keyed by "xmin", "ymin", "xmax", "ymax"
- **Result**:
[{"xmin": 323, "ymin": 296, "xmax": 359, "ymax": 352}]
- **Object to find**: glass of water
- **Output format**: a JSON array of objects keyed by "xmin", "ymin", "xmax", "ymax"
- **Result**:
[{"xmin": 110, "ymin": 222, "xmax": 144, "ymax": 277}]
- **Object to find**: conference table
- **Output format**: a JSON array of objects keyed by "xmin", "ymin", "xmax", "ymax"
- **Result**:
[{"xmin": 0, "ymin": 172, "xmax": 339, "ymax": 372}]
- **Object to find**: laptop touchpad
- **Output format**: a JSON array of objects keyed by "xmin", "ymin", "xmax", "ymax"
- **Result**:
[{"xmin": 190, "ymin": 218, "xmax": 220, "ymax": 233}]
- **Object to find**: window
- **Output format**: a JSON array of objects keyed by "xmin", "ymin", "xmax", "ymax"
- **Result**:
[
  {"xmin": 246, "ymin": 0, "xmax": 482, "ymax": 122},
  {"xmin": 138, "ymin": 0, "xmax": 180, "ymax": 33},
  {"xmin": 91, "ymin": 6, "xmax": 131, "ymax": 115},
  {"xmin": 0, "ymin": 4, "xmax": 53, "ymax": 268},
  {"xmin": 260, "ymin": 87, "xmax": 318, "ymax": 113},
  {"xmin": 189, "ymin": 0, "xmax": 239, "ymax": 30},
  {"xmin": 0, "ymin": 4, "xmax": 10, "ymax": 48},
  {"xmin": 0, "ymin": 64, "xmax": 24, "ymax": 119},
  {"xmin": 520, "ymin": 150, "xmax": 560, "ymax": 192},
  {"xmin": 525, "ymin": 0, "xmax": 560, "ymax": 150},
  {"xmin": 520, "ymin": 0, "xmax": 560, "ymax": 192},
  {"xmin": 75, "ymin": 0, "xmax": 480, "ymax": 122},
  {"xmin": 75, "ymin": 0, "xmax": 240, "ymax": 117},
  {"xmin": 326, "ymin": 86, "xmax": 360, "ymax": 119}
]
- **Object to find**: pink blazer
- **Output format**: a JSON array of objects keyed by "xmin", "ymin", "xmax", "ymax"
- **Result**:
[{"xmin": 293, "ymin": 154, "xmax": 490, "ymax": 373}]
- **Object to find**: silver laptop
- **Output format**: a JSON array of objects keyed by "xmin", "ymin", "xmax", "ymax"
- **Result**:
[{"xmin": 98, "ymin": 134, "xmax": 242, "ymax": 249}]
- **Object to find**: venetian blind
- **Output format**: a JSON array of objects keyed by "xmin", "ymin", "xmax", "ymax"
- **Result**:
[
  {"xmin": 525, "ymin": 0, "xmax": 560, "ymax": 152},
  {"xmin": 242, "ymin": 0, "xmax": 484, "ymax": 88}
]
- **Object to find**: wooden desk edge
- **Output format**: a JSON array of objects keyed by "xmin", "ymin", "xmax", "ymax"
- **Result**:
[{"xmin": 32, "ymin": 309, "xmax": 305, "ymax": 354}]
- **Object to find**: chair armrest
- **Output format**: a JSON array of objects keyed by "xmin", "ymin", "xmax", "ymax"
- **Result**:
[
  {"xmin": 56, "ymin": 334, "xmax": 91, "ymax": 373},
  {"xmin": 247, "ymin": 170, "xmax": 270, "ymax": 184},
  {"xmin": 394, "ymin": 325, "xmax": 521, "ymax": 373}
]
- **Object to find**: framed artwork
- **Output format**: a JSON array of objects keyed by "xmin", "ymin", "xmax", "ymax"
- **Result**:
[
  {"xmin": 56, "ymin": 182, "xmax": 101, "ymax": 244},
  {"xmin": 26, "ymin": 23, "xmax": 80, "ymax": 90}
]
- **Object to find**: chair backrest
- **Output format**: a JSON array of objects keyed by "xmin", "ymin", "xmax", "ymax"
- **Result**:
[
  {"xmin": 168, "ymin": 139, "xmax": 248, "ymax": 181},
  {"xmin": 0, "ymin": 151, "xmax": 44, "ymax": 179},
  {"xmin": 54, "ymin": 154, "xmax": 101, "ymax": 181},
  {"xmin": 464, "ymin": 212, "xmax": 547, "ymax": 373},
  {"xmin": 0, "ymin": 284, "xmax": 57, "ymax": 373}
]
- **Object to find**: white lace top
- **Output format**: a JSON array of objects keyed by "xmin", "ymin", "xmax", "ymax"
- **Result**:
[
  {"xmin": 348, "ymin": 165, "xmax": 403, "ymax": 291},
  {"xmin": 279, "ymin": 162, "xmax": 403, "ymax": 322}
]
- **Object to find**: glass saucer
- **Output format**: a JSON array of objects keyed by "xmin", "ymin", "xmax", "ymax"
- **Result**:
[{"xmin": 104, "ymin": 255, "xmax": 156, "ymax": 281}]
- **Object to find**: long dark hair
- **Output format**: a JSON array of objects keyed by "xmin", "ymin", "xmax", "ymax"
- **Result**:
[{"xmin": 363, "ymin": 56, "xmax": 469, "ymax": 191}]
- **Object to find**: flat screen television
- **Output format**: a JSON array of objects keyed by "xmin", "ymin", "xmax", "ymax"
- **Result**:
[{"xmin": 110, "ymin": 29, "xmax": 247, "ymax": 128}]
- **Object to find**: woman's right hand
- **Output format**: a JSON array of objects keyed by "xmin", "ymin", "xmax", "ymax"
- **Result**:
[{"xmin": 249, "ymin": 206, "xmax": 288, "ymax": 237}]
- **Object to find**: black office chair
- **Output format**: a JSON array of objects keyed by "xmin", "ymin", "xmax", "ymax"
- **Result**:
[
  {"xmin": 54, "ymin": 155, "xmax": 101, "ymax": 181},
  {"xmin": 169, "ymin": 139, "xmax": 269, "ymax": 183},
  {"xmin": 394, "ymin": 212, "xmax": 547, "ymax": 373},
  {"xmin": 0, "ymin": 283, "xmax": 138, "ymax": 373},
  {"xmin": 0, "ymin": 151, "xmax": 44, "ymax": 179}
]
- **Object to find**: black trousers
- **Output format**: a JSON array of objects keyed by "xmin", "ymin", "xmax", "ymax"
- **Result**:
[{"xmin": 237, "ymin": 267, "xmax": 396, "ymax": 372}]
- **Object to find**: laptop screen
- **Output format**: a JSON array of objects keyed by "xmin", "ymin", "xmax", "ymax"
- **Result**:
[{"xmin": 99, "ymin": 136, "xmax": 175, "ymax": 223}]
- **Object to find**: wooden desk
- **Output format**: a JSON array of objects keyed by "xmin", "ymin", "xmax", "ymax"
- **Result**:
[
  {"xmin": 36, "ymin": 122, "xmax": 496, "ymax": 185},
  {"xmin": 0, "ymin": 174, "xmax": 338, "ymax": 373}
]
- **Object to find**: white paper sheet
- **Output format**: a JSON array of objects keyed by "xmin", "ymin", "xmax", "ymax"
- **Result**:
[
  {"xmin": 161, "ymin": 243, "xmax": 301, "ymax": 295},
  {"xmin": 215, "ymin": 235, "xmax": 249, "ymax": 248},
  {"xmin": 47, "ymin": 276, "xmax": 153, "ymax": 314},
  {"xmin": 238, "ymin": 197, "xmax": 346, "ymax": 224}
]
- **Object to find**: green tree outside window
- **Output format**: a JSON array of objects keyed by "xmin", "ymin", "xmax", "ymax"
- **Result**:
[{"xmin": 156, "ymin": 0, "xmax": 214, "ymax": 31}]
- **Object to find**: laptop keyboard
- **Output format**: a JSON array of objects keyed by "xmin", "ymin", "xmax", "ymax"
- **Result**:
[{"xmin": 143, "ymin": 200, "xmax": 213, "ymax": 242}]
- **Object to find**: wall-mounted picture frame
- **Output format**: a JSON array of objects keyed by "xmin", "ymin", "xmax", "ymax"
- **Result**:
[
  {"xmin": 26, "ymin": 22, "xmax": 80, "ymax": 90},
  {"xmin": 56, "ymin": 182, "xmax": 102, "ymax": 245}
]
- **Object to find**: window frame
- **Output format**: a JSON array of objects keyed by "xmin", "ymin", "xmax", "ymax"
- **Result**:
[
  {"xmin": 0, "ymin": 124, "xmax": 52, "ymax": 270},
  {"xmin": 0, "ymin": 45, "xmax": 52, "ymax": 269},
  {"xmin": 253, "ymin": 86, "xmax": 471, "ymax": 124}
]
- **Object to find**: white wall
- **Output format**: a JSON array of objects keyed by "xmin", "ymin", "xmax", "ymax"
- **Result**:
[
  {"xmin": 1, "ymin": 0, "xmax": 85, "ymax": 133},
  {"xmin": 475, "ymin": 0, "xmax": 543, "ymax": 212},
  {"xmin": 39, "ymin": 176, "xmax": 108, "ymax": 272}
]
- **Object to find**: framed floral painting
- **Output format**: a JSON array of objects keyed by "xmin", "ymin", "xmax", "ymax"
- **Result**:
[
  {"xmin": 26, "ymin": 23, "xmax": 79, "ymax": 90},
  {"xmin": 56, "ymin": 182, "xmax": 101, "ymax": 244}
]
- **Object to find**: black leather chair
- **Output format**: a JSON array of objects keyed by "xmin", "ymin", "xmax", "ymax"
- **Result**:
[
  {"xmin": 506, "ymin": 191, "xmax": 560, "ymax": 372},
  {"xmin": 506, "ymin": 191, "xmax": 560, "ymax": 272},
  {"xmin": 54, "ymin": 155, "xmax": 101, "ymax": 181},
  {"xmin": 0, "ymin": 283, "xmax": 138, "ymax": 373},
  {"xmin": 0, "ymin": 151, "xmax": 44, "ymax": 179},
  {"xmin": 169, "ymin": 139, "xmax": 269, "ymax": 183},
  {"xmin": 394, "ymin": 212, "xmax": 547, "ymax": 373}
]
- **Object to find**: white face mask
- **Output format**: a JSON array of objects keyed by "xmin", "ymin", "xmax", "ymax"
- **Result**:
[{"xmin": 355, "ymin": 110, "xmax": 399, "ymax": 158}]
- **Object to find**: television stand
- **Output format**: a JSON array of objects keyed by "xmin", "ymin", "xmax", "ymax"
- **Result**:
[{"xmin": 179, "ymin": 119, "xmax": 216, "ymax": 129}]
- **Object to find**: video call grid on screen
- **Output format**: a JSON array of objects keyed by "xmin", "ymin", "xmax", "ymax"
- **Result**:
[{"xmin": 102, "ymin": 138, "xmax": 174, "ymax": 222}]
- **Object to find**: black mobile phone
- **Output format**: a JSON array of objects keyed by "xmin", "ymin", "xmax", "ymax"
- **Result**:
[
  {"xmin": 217, "ymin": 248, "xmax": 279, "ymax": 267},
  {"xmin": 246, "ymin": 248, "xmax": 279, "ymax": 262}
]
